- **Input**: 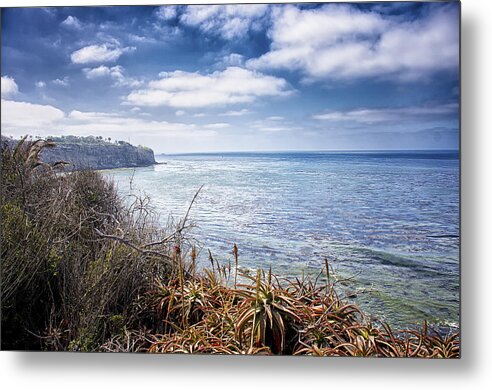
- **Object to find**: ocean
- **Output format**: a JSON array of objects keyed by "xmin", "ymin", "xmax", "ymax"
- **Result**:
[{"xmin": 104, "ymin": 150, "xmax": 460, "ymax": 329}]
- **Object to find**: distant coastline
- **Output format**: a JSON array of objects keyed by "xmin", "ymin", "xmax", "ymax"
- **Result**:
[{"xmin": 2, "ymin": 135, "xmax": 157, "ymax": 170}]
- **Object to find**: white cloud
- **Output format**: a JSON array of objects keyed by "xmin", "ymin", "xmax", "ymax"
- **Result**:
[
  {"xmin": 248, "ymin": 4, "xmax": 459, "ymax": 82},
  {"xmin": 36, "ymin": 81, "xmax": 46, "ymax": 88},
  {"xmin": 67, "ymin": 110, "xmax": 119, "ymax": 121},
  {"xmin": 175, "ymin": 110, "xmax": 186, "ymax": 116},
  {"xmin": 60, "ymin": 110, "xmax": 219, "ymax": 152},
  {"xmin": 94, "ymin": 33, "xmax": 122, "ymax": 47},
  {"xmin": 125, "ymin": 66, "xmax": 292, "ymax": 108},
  {"xmin": 179, "ymin": 4, "xmax": 269, "ymax": 39},
  {"xmin": 1, "ymin": 76, "xmax": 19, "ymax": 98},
  {"xmin": 156, "ymin": 5, "xmax": 178, "ymax": 20},
  {"xmin": 1, "ymin": 99, "xmax": 65, "ymax": 135},
  {"xmin": 1, "ymin": 101, "xmax": 218, "ymax": 142},
  {"xmin": 52, "ymin": 77, "xmax": 69, "ymax": 87},
  {"xmin": 249, "ymin": 116, "xmax": 299, "ymax": 133},
  {"xmin": 219, "ymin": 109, "xmax": 251, "ymax": 117},
  {"xmin": 151, "ymin": 23, "xmax": 182, "ymax": 38},
  {"xmin": 313, "ymin": 103, "xmax": 459, "ymax": 124},
  {"xmin": 220, "ymin": 53, "xmax": 245, "ymax": 67},
  {"xmin": 83, "ymin": 65, "xmax": 143, "ymax": 87},
  {"xmin": 203, "ymin": 122, "xmax": 230, "ymax": 129},
  {"xmin": 70, "ymin": 44, "xmax": 135, "ymax": 64},
  {"xmin": 64, "ymin": 110, "xmax": 218, "ymax": 138},
  {"xmin": 256, "ymin": 126, "xmax": 292, "ymax": 133},
  {"xmin": 61, "ymin": 15, "xmax": 82, "ymax": 30},
  {"xmin": 128, "ymin": 34, "xmax": 158, "ymax": 44},
  {"xmin": 83, "ymin": 65, "xmax": 112, "ymax": 79}
]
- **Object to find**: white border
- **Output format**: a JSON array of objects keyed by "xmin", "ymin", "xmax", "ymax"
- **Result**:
[{"xmin": 2, "ymin": 1, "xmax": 491, "ymax": 390}]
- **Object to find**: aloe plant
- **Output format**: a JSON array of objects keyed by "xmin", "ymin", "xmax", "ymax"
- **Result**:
[{"xmin": 235, "ymin": 269, "xmax": 302, "ymax": 354}]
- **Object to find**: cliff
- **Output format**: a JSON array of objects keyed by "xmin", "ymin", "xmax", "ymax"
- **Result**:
[
  {"xmin": 1, "ymin": 136, "xmax": 157, "ymax": 170},
  {"xmin": 42, "ymin": 142, "xmax": 156, "ymax": 170}
]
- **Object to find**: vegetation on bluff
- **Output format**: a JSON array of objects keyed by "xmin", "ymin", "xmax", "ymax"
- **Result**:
[
  {"xmin": 0, "ymin": 138, "xmax": 459, "ymax": 356},
  {"xmin": 1, "ymin": 137, "xmax": 170, "ymax": 350}
]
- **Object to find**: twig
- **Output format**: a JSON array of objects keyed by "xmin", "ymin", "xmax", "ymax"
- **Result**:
[
  {"xmin": 143, "ymin": 185, "xmax": 202, "ymax": 249},
  {"xmin": 94, "ymin": 228, "xmax": 173, "ymax": 261},
  {"xmin": 129, "ymin": 168, "xmax": 136, "ymax": 190},
  {"xmin": 180, "ymin": 184, "xmax": 204, "ymax": 231},
  {"xmin": 143, "ymin": 223, "xmax": 193, "ymax": 248}
]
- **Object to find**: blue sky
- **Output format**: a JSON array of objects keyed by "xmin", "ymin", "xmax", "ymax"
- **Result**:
[{"xmin": 1, "ymin": 2, "xmax": 460, "ymax": 153}]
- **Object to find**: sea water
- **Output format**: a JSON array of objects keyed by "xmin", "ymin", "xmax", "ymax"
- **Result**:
[{"xmin": 104, "ymin": 151, "xmax": 459, "ymax": 329}]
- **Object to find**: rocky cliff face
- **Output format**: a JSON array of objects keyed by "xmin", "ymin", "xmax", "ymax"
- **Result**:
[{"xmin": 40, "ymin": 142, "xmax": 156, "ymax": 170}]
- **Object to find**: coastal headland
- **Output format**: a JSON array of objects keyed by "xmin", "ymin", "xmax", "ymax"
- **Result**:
[{"xmin": 1, "ymin": 135, "xmax": 156, "ymax": 170}]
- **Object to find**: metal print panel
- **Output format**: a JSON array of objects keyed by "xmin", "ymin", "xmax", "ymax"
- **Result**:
[{"xmin": 0, "ymin": 1, "xmax": 460, "ymax": 357}]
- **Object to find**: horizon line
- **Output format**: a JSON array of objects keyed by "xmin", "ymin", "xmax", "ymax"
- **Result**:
[{"xmin": 158, "ymin": 148, "xmax": 460, "ymax": 155}]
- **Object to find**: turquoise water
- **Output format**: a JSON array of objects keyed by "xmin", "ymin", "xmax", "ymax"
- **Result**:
[{"xmin": 104, "ymin": 151, "xmax": 459, "ymax": 329}]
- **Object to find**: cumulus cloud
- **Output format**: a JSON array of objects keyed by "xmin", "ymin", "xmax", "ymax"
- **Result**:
[
  {"xmin": 52, "ymin": 77, "xmax": 69, "ymax": 87},
  {"xmin": 1, "ymin": 76, "xmax": 19, "ymax": 98},
  {"xmin": 36, "ymin": 81, "xmax": 46, "ymax": 88},
  {"xmin": 248, "ymin": 4, "xmax": 459, "ymax": 82},
  {"xmin": 1, "ymin": 100, "xmax": 218, "ymax": 141},
  {"xmin": 67, "ymin": 110, "xmax": 119, "ymax": 121},
  {"xmin": 219, "ymin": 53, "xmax": 245, "ymax": 67},
  {"xmin": 64, "ymin": 110, "xmax": 218, "ymax": 138},
  {"xmin": 83, "ymin": 65, "xmax": 114, "ymax": 79},
  {"xmin": 248, "ymin": 115, "xmax": 300, "ymax": 133},
  {"xmin": 156, "ymin": 5, "xmax": 178, "ymax": 20},
  {"xmin": 61, "ymin": 110, "xmax": 219, "ymax": 152},
  {"xmin": 256, "ymin": 126, "xmax": 293, "ymax": 133},
  {"xmin": 83, "ymin": 65, "xmax": 143, "ymax": 87},
  {"xmin": 313, "ymin": 103, "xmax": 459, "ymax": 124},
  {"xmin": 179, "ymin": 4, "xmax": 269, "ymax": 39},
  {"xmin": 219, "ymin": 109, "xmax": 251, "ymax": 117},
  {"xmin": 61, "ymin": 15, "xmax": 83, "ymax": 29},
  {"xmin": 125, "ymin": 66, "xmax": 292, "ymax": 108},
  {"xmin": 128, "ymin": 34, "xmax": 158, "ymax": 44},
  {"xmin": 70, "ymin": 44, "xmax": 135, "ymax": 64},
  {"xmin": 1, "ymin": 99, "xmax": 65, "ymax": 134},
  {"xmin": 203, "ymin": 122, "xmax": 230, "ymax": 129}
]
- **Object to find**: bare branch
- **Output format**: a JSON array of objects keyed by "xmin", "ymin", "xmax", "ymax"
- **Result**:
[
  {"xmin": 180, "ymin": 184, "xmax": 204, "ymax": 231},
  {"xmin": 143, "ymin": 223, "xmax": 193, "ymax": 248},
  {"xmin": 94, "ymin": 228, "xmax": 173, "ymax": 262}
]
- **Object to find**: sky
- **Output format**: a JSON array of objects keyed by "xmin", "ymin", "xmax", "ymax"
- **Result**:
[{"xmin": 1, "ymin": 2, "xmax": 460, "ymax": 153}]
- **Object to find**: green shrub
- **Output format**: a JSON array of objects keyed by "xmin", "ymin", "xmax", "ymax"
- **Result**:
[{"xmin": 1, "ymin": 137, "xmax": 174, "ymax": 350}]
